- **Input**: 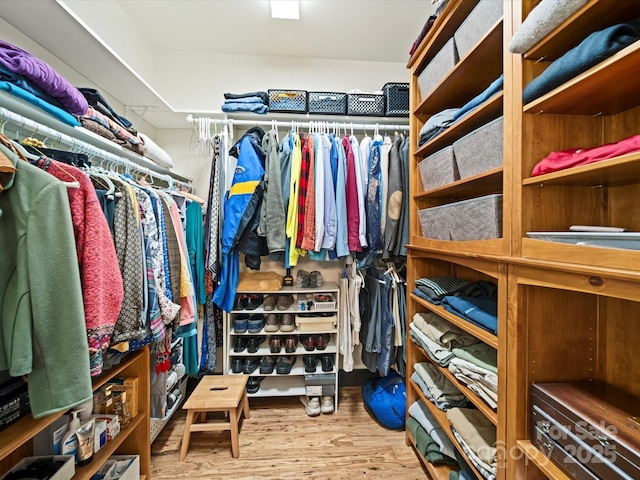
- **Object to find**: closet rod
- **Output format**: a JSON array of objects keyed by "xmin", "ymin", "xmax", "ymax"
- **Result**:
[
  {"xmin": 186, "ymin": 114, "xmax": 410, "ymax": 132},
  {"xmin": 0, "ymin": 105, "xmax": 192, "ymax": 191}
]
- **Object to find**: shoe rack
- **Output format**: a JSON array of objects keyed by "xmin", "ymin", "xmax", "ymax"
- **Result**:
[{"xmin": 223, "ymin": 282, "xmax": 341, "ymax": 410}]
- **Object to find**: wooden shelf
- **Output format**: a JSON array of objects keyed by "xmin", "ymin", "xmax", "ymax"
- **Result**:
[
  {"xmin": 413, "ymin": 383, "xmax": 491, "ymax": 480},
  {"xmin": 524, "ymin": 41, "xmax": 640, "ymax": 115},
  {"xmin": 416, "ymin": 19, "xmax": 503, "ymax": 115},
  {"xmin": 407, "ymin": 431, "xmax": 457, "ymax": 479},
  {"xmin": 409, "ymin": 236, "xmax": 507, "ymax": 259},
  {"xmin": 415, "ymin": 93, "xmax": 503, "ymax": 159},
  {"xmin": 516, "ymin": 440, "xmax": 570, "ymax": 480},
  {"xmin": 74, "ymin": 413, "xmax": 145, "ymax": 480},
  {"xmin": 412, "ymin": 345, "xmax": 498, "ymax": 426},
  {"xmin": 414, "ymin": 167, "xmax": 503, "ymax": 202},
  {"xmin": 411, "ymin": 294, "xmax": 498, "ymax": 349},
  {"xmin": 408, "ymin": 0, "xmax": 480, "ymax": 70},
  {"xmin": 524, "ymin": 0, "xmax": 640, "ymax": 61},
  {"xmin": 522, "ymin": 151, "xmax": 640, "ymax": 187}
]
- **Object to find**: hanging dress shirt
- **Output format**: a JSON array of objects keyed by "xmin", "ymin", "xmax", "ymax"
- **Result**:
[{"xmin": 350, "ymin": 135, "xmax": 367, "ymax": 249}]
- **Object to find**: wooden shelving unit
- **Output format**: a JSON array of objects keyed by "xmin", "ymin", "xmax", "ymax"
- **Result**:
[{"xmin": 0, "ymin": 347, "xmax": 151, "ymax": 479}]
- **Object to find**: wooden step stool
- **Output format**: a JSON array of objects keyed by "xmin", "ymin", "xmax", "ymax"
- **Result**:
[{"xmin": 180, "ymin": 375, "xmax": 250, "ymax": 460}]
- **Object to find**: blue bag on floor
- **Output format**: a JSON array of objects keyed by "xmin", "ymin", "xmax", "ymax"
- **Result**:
[{"xmin": 362, "ymin": 370, "xmax": 406, "ymax": 430}]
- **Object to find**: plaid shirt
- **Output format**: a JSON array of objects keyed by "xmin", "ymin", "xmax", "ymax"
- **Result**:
[{"xmin": 300, "ymin": 134, "xmax": 316, "ymax": 251}]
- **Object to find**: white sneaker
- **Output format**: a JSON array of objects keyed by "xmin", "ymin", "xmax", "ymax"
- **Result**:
[
  {"xmin": 299, "ymin": 396, "xmax": 321, "ymax": 416},
  {"xmin": 320, "ymin": 395, "xmax": 334, "ymax": 414}
]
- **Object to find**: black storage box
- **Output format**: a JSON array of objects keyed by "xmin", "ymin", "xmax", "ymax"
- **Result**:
[
  {"xmin": 308, "ymin": 91, "xmax": 347, "ymax": 115},
  {"xmin": 268, "ymin": 89, "xmax": 308, "ymax": 113},
  {"xmin": 0, "ymin": 376, "xmax": 30, "ymax": 433},
  {"xmin": 347, "ymin": 93, "xmax": 385, "ymax": 116},
  {"xmin": 383, "ymin": 83, "xmax": 409, "ymax": 116},
  {"xmin": 531, "ymin": 382, "xmax": 640, "ymax": 479}
]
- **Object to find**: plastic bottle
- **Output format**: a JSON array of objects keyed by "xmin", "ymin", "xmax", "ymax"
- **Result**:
[{"xmin": 61, "ymin": 409, "xmax": 83, "ymax": 462}]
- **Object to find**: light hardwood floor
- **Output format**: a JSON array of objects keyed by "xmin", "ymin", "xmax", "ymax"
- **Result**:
[{"xmin": 151, "ymin": 386, "xmax": 427, "ymax": 479}]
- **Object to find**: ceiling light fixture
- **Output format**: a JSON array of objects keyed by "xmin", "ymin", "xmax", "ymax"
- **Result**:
[{"xmin": 270, "ymin": 0, "xmax": 300, "ymax": 20}]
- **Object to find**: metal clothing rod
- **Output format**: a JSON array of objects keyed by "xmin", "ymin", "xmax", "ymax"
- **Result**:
[
  {"xmin": 186, "ymin": 114, "xmax": 410, "ymax": 132},
  {"xmin": 0, "ymin": 105, "xmax": 192, "ymax": 191}
]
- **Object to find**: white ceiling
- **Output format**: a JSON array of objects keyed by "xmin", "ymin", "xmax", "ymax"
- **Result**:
[
  {"xmin": 0, "ymin": 0, "xmax": 434, "ymax": 128},
  {"xmin": 116, "ymin": 0, "xmax": 431, "ymax": 63}
]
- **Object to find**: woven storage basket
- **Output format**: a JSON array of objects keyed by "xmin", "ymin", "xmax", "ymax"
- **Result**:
[
  {"xmin": 453, "ymin": 117, "xmax": 503, "ymax": 179},
  {"xmin": 347, "ymin": 93, "xmax": 385, "ymax": 116},
  {"xmin": 418, "ymin": 145, "xmax": 459, "ymax": 191},
  {"xmin": 383, "ymin": 83, "xmax": 410, "ymax": 116},
  {"xmin": 308, "ymin": 91, "xmax": 347, "ymax": 115},
  {"xmin": 418, "ymin": 207, "xmax": 451, "ymax": 241},
  {"xmin": 454, "ymin": 0, "xmax": 504, "ymax": 59},
  {"xmin": 417, "ymin": 37, "xmax": 459, "ymax": 100},
  {"xmin": 268, "ymin": 89, "xmax": 308, "ymax": 113}
]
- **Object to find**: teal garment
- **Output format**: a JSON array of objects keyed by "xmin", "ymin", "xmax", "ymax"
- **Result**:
[
  {"xmin": 449, "ymin": 471, "xmax": 460, "ymax": 480},
  {"xmin": 186, "ymin": 200, "xmax": 206, "ymax": 304},
  {"xmin": 0, "ymin": 143, "xmax": 92, "ymax": 418},
  {"xmin": 452, "ymin": 343, "xmax": 497, "ymax": 374}
]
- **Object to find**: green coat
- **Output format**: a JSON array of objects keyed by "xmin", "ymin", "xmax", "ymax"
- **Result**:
[{"xmin": 0, "ymin": 143, "xmax": 92, "ymax": 418}]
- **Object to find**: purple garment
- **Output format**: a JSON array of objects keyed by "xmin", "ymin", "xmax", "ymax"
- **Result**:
[{"xmin": 0, "ymin": 40, "xmax": 87, "ymax": 115}]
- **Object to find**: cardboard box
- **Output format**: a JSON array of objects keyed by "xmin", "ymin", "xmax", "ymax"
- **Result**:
[
  {"xmin": 305, "ymin": 374, "xmax": 335, "ymax": 396},
  {"xmin": 0, "ymin": 455, "xmax": 75, "ymax": 480},
  {"xmin": 93, "ymin": 414, "xmax": 120, "ymax": 442},
  {"xmin": 0, "ymin": 378, "xmax": 30, "ymax": 433},
  {"xmin": 94, "ymin": 418, "xmax": 107, "ymax": 452},
  {"xmin": 90, "ymin": 455, "xmax": 140, "ymax": 480},
  {"xmin": 105, "ymin": 378, "xmax": 138, "ymax": 418}
]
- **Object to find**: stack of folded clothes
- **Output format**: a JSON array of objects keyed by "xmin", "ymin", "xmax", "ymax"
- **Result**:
[
  {"xmin": 221, "ymin": 91, "xmax": 269, "ymax": 114},
  {"xmin": 408, "ymin": 399, "xmax": 458, "ymax": 466},
  {"xmin": 449, "ymin": 343, "xmax": 498, "ymax": 410},
  {"xmin": 409, "ymin": 311, "xmax": 480, "ymax": 367},
  {"xmin": 412, "ymin": 361, "xmax": 470, "ymax": 411},
  {"xmin": 0, "ymin": 39, "xmax": 86, "ymax": 126},
  {"xmin": 446, "ymin": 407, "xmax": 497, "ymax": 480}
]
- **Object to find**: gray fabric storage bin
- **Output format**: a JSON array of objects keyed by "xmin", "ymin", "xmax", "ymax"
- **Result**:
[
  {"xmin": 417, "ymin": 38, "xmax": 459, "ymax": 100},
  {"xmin": 418, "ymin": 146, "xmax": 459, "ymax": 191},
  {"xmin": 418, "ymin": 194, "xmax": 502, "ymax": 241},
  {"xmin": 418, "ymin": 207, "xmax": 451, "ymax": 240},
  {"xmin": 454, "ymin": 0, "xmax": 504, "ymax": 59},
  {"xmin": 453, "ymin": 117, "xmax": 503, "ymax": 179}
]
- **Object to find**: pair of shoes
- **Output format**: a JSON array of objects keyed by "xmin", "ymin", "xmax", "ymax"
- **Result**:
[
  {"xmin": 299, "ymin": 396, "xmax": 321, "ymax": 416},
  {"xmin": 247, "ymin": 376, "xmax": 265, "ymax": 394},
  {"xmin": 247, "ymin": 336, "xmax": 265, "ymax": 353},
  {"xmin": 280, "ymin": 313, "xmax": 295, "ymax": 332},
  {"xmin": 231, "ymin": 357, "xmax": 244, "ymax": 373},
  {"xmin": 320, "ymin": 395, "xmax": 334, "ymax": 414},
  {"xmin": 263, "ymin": 295, "xmax": 278, "ymax": 311},
  {"xmin": 309, "ymin": 270, "xmax": 323, "ymax": 288},
  {"xmin": 301, "ymin": 334, "xmax": 331, "ymax": 351},
  {"xmin": 284, "ymin": 335, "xmax": 298, "ymax": 353},
  {"xmin": 233, "ymin": 313, "xmax": 249, "ymax": 333},
  {"xmin": 264, "ymin": 313, "xmax": 280, "ymax": 332},
  {"xmin": 275, "ymin": 356, "xmax": 296, "ymax": 374},
  {"xmin": 259, "ymin": 356, "xmax": 275, "ymax": 374},
  {"xmin": 248, "ymin": 314, "xmax": 265, "ymax": 333},
  {"xmin": 233, "ymin": 294, "xmax": 264, "ymax": 310},
  {"xmin": 320, "ymin": 354, "xmax": 334, "ymax": 372},
  {"xmin": 277, "ymin": 294, "xmax": 294, "ymax": 311},
  {"xmin": 303, "ymin": 355, "xmax": 318, "ymax": 373},
  {"xmin": 295, "ymin": 270, "xmax": 310, "ymax": 288},
  {"xmin": 243, "ymin": 358, "xmax": 260, "ymax": 374}
]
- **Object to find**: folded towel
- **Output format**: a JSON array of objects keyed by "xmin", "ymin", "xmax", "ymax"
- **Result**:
[
  {"xmin": 0, "ymin": 39, "xmax": 88, "ymax": 115},
  {"xmin": 221, "ymin": 102, "xmax": 269, "ymax": 114},
  {"xmin": 0, "ymin": 81, "xmax": 80, "ymax": 127},
  {"xmin": 139, "ymin": 133, "xmax": 173, "ymax": 168}
]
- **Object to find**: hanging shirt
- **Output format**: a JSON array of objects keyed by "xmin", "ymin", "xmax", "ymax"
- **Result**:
[
  {"xmin": 300, "ymin": 133, "xmax": 317, "ymax": 251},
  {"xmin": 295, "ymin": 135, "xmax": 310, "ymax": 249},
  {"xmin": 320, "ymin": 134, "xmax": 337, "ymax": 251},
  {"xmin": 333, "ymin": 136, "xmax": 349, "ymax": 258},
  {"xmin": 380, "ymin": 135, "xmax": 393, "ymax": 236},
  {"xmin": 343, "ymin": 135, "xmax": 361, "ymax": 252},
  {"xmin": 285, "ymin": 132, "xmax": 302, "ymax": 266},
  {"xmin": 366, "ymin": 138, "xmax": 383, "ymax": 251},
  {"xmin": 350, "ymin": 135, "xmax": 367, "ymax": 249},
  {"xmin": 313, "ymin": 133, "xmax": 325, "ymax": 252}
]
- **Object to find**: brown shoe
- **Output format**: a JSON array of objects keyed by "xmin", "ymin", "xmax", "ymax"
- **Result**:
[
  {"xmin": 270, "ymin": 336, "xmax": 282, "ymax": 354},
  {"xmin": 280, "ymin": 313, "xmax": 295, "ymax": 332},
  {"xmin": 264, "ymin": 313, "xmax": 280, "ymax": 332},
  {"xmin": 263, "ymin": 295, "xmax": 278, "ymax": 311},
  {"xmin": 285, "ymin": 335, "xmax": 298, "ymax": 353},
  {"xmin": 276, "ymin": 294, "xmax": 294, "ymax": 311}
]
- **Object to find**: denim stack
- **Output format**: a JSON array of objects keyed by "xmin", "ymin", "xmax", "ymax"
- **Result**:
[{"xmin": 221, "ymin": 91, "xmax": 269, "ymax": 114}]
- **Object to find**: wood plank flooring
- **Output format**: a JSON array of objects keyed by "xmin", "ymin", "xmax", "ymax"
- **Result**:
[{"xmin": 151, "ymin": 386, "xmax": 427, "ymax": 479}]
